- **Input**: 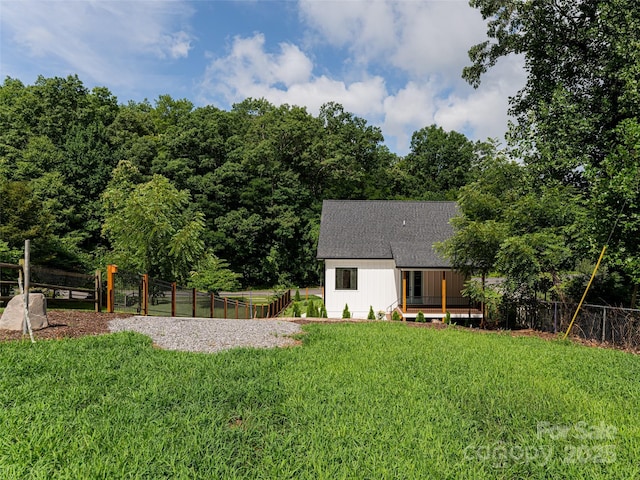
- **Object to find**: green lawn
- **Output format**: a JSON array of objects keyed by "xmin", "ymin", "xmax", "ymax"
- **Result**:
[{"xmin": 1, "ymin": 323, "xmax": 639, "ymax": 478}]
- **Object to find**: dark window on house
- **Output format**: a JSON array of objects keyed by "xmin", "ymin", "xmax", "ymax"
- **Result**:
[{"xmin": 336, "ymin": 268, "xmax": 357, "ymax": 290}]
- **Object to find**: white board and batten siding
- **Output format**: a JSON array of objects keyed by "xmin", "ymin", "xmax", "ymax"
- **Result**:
[{"xmin": 324, "ymin": 259, "xmax": 399, "ymax": 319}]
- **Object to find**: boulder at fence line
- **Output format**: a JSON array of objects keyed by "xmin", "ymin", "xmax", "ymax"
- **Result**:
[{"xmin": 0, "ymin": 293, "xmax": 49, "ymax": 330}]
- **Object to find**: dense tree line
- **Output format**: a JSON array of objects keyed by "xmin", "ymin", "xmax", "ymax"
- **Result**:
[
  {"xmin": 4, "ymin": 0, "xmax": 637, "ymax": 310},
  {"xmin": 0, "ymin": 75, "xmax": 486, "ymax": 288}
]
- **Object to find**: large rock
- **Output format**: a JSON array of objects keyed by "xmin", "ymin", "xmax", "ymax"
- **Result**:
[{"xmin": 0, "ymin": 293, "xmax": 48, "ymax": 330}]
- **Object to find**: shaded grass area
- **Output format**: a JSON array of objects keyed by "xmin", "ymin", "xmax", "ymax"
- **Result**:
[{"xmin": 1, "ymin": 323, "xmax": 639, "ymax": 478}]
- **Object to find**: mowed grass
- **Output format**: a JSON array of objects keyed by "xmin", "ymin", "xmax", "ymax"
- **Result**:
[{"xmin": 1, "ymin": 323, "xmax": 639, "ymax": 478}]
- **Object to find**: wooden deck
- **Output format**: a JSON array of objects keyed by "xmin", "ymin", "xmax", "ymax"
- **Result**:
[{"xmin": 401, "ymin": 306, "xmax": 483, "ymax": 319}]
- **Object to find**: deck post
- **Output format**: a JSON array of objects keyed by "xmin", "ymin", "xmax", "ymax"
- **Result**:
[
  {"xmin": 402, "ymin": 271, "xmax": 407, "ymax": 313},
  {"xmin": 441, "ymin": 271, "xmax": 447, "ymax": 314}
]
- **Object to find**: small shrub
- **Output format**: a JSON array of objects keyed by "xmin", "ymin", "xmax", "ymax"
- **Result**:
[
  {"xmin": 292, "ymin": 302, "xmax": 300, "ymax": 317},
  {"xmin": 392, "ymin": 310, "xmax": 401, "ymax": 321},
  {"xmin": 294, "ymin": 289, "xmax": 301, "ymax": 302},
  {"xmin": 416, "ymin": 311, "xmax": 425, "ymax": 323},
  {"xmin": 307, "ymin": 301, "xmax": 318, "ymax": 318},
  {"xmin": 367, "ymin": 306, "xmax": 375, "ymax": 320},
  {"xmin": 444, "ymin": 311, "xmax": 451, "ymax": 324},
  {"xmin": 320, "ymin": 304, "xmax": 328, "ymax": 318},
  {"xmin": 342, "ymin": 304, "xmax": 351, "ymax": 319}
]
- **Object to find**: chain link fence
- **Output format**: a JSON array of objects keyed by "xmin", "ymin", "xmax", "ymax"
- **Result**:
[{"xmin": 504, "ymin": 299, "xmax": 640, "ymax": 350}]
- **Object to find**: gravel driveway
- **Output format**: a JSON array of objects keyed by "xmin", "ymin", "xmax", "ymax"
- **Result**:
[{"xmin": 108, "ymin": 316, "xmax": 303, "ymax": 353}]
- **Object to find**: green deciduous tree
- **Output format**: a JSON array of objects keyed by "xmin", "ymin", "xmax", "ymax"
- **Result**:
[
  {"xmin": 395, "ymin": 125, "xmax": 480, "ymax": 198},
  {"xmin": 102, "ymin": 162, "xmax": 205, "ymax": 283},
  {"xmin": 465, "ymin": 0, "xmax": 640, "ymax": 305},
  {"xmin": 188, "ymin": 252, "xmax": 241, "ymax": 294}
]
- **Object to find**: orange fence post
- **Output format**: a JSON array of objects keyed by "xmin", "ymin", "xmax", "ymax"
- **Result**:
[
  {"xmin": 142, "ymin": 274, "xmax": 149, "ymax": 315},
  {"xmin": 106, "ymin": 264, "xmax": 117, "ymax": 313},
  {"xmin": 171, "ymin": 282, "xmax": 176, "ymax": 317},
  {"xmin": 441, "ymin": 271, "xmax": 447, "ymax": 314}
]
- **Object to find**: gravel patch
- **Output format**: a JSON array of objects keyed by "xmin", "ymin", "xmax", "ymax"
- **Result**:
[{"xmin": 108, "ymin": 316, "xmax": 303, "ymax": 353}]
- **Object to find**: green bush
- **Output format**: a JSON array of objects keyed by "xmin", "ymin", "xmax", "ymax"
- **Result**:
[
  {"xmin": 444, "ymin": 311, "xmax": 451, "ymax": 324},
  {"xmin": 416, "ymin": 311, "xmax": 425, "ymax": 323},
  {"xmin": 292, "ymin": 302, "xmax": 300, "ymax": 317},
  {"xmin": 294, "ymin": 289, "xmax": 301, "ymax": 302},
  {"xmin": 367, "ymin": 306, "xmax": 375, "ymax": 320},
  {"xmin": 320, "ymin": 304, "xmax": 328, "ymax": 318},
  {"xmin": 391, "ymin": 310, "xmax": 401, "ymax": 321},
  {"xmin": 307, "ymin": 301, "xmax": 318, "ymax": 318},
  {"xmin": 342, "ymin": 304, "xmax": 351, "ymax": 319}
]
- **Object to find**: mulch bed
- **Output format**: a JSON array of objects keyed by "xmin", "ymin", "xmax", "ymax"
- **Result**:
[
  {"xmin": 1, "ymin": 312, "xmax": 637, "ymax": 355},
  {"xmin": 0, "ymin": 311, "xmax": 131, "ymax": 342}
]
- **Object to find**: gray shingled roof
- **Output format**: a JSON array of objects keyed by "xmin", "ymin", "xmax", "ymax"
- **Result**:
[{"xmin": 316, "ymin": 200, "xmax": 457, "ymax": 268}]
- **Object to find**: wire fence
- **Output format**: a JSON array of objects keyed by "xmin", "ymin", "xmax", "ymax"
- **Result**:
[
  {"xmin": 108, "ymin": 267, "xmax": 292, "ymax": 319},
  {"xmin": 112, "ymin": 270, "xmax": 143, "ymax": 315},
  {"xmin": 1, "ymin": 262, "xmax": 101, "ymax": 310},
  {"xmin": 502, "ymin": 299, "xmax": 640, "ymax": 351}
]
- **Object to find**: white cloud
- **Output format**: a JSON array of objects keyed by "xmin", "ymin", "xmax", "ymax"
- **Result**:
[
  {"xmin": 299, "ymin": 0, "xmax": 487, "ymax": 81},
  {"xmin": 435, "ymin": 56, "xmax": 526, "ymax": 141},
  {"xmin": 382, "ymin": 81, "xmax": 440, "ymax": 151},
  {"xmin": 200, "ymin": 33, "xmax": 386, "ymax": 117},
  {"xmin": 295, "ymin": 0, "xmax": 526, "ymax": 153},
  {"xmin": 0, "ymin": 0, "xmax": 194, "ymax": 85},
  {"xmin": 200, "ymin": 29, "xmax": 525, "ymax": 155}
]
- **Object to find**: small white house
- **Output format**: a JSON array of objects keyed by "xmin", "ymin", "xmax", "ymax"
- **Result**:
[{"xmin": 317, "ymin": 200, "xmax": 482, "ymax": 320}]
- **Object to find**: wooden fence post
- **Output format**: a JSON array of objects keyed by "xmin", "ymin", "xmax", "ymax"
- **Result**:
[
  {"xmin": 106, "ymin": 264, "xmax": 117, "ymax": 313},
  {"xmin": 171, "ymin": 282, "xmax": 176, "ymax": 317},
  {"xmin": 141, "ymin": 274, "xmax": 149, "ymax": 315},
  {"xmin": 224, "ymin": 297, "xmax": 228, "ymax": 319},
  {"xmin": 192, "ymin": 288, "xmax": 196, "ymax": 317},
  {"xmin": 235, "ymin": 299, "xmax": 239, "ymax": 319},
  {"xmin": 210, "ymin": 293, "xmax": 214, "ymax": 318},
  {"xmin": 95, "ymin": 270, "xmax": 102, "ymax": 313}
]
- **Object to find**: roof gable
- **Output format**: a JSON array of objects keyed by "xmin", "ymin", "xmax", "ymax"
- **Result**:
[{"xmin": 316, "ymin": 200, "xmax": 457, "ymax": 268}]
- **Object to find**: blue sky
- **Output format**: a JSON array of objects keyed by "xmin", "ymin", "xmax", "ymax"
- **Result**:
[{"xmin": 0, "ymin": 0, "xmax": 525, "ymax": 155}]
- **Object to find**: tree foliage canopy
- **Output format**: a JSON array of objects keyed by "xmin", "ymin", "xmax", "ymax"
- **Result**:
[
  {"xmin": 450, "ymin": 0, "xmax": 640, "ymax": 305},
  {"xmin": 0, "ymin": 74, "xmax": 491, "ymax": 287}
]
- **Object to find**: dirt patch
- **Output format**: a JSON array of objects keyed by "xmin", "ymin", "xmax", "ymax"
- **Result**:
[{"xmin": 0, "ymin": 311, "xmax": 131, "ymax": 342}]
